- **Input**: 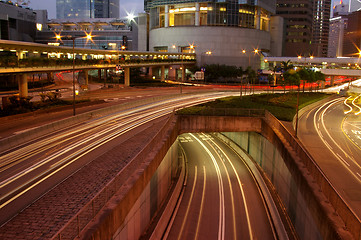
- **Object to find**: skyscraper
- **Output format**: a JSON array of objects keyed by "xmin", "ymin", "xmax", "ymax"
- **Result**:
[
  {"xmin": 311, "ymin": 0, "xmax": 331, "ymax": 57},
  {"xmin": 276, "ymin": 0, "xmax": 331, "ymax": 57},
  {"xmin": 56, "ymin": 0, "xmax": 119, "ymax": 19}
]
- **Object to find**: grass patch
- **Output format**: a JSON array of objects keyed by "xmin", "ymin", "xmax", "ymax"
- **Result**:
[{"xmin": 177, "ymin": 92, "xmax": 329, "ymax": 121}]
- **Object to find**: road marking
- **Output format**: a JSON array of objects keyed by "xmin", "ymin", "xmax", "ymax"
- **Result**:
[
  {"xmin": 313, "ymin": 99, "xmax": 361, "ymax": 184},
  {"xmin": 336, "ymin": 153, "xmax": 350, "ymax": 167},
  {"xmin": 195, "ymin": 166, "xmax": 206, "ymax": 240},
  {"xmin": 177, "ymin": 166, "xmax": 198, "ymax": 240},
  {"xmin": 191, "ymin": 133, "xmax": 225, "ymax": 240},
  {"xmin": 205, "ymin": 133, "xmax": 253, "ymax": 240},
  {"xmin": 344, "ymin": 96, "xmax": 353, "ymax": 114}
]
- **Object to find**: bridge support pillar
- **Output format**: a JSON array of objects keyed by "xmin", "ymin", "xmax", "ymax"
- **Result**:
[
  {"xmin": 330, "ymin": 76, "xmax": 335, "ymax": 86},
  {"xmin": 84, "ymin": 70, "xmax": 89, "ymax": 86},
  {"xmin": 18, "ymin": 74, "xmax": 28, "ymax": 98},
  {"xmin": 98, "ymin": 69, "xmax": 102, "ymax": 81},
  {"xmin": 161, "ymin": 66, "xmax": 165, "ymax": 81},
  {"xmin": 124, "ymin": 67, "xmax": 130, "ymax": 87},
  {"xmin": 47, "ymin": 72, "xmax": 54, "ymax": 82}
]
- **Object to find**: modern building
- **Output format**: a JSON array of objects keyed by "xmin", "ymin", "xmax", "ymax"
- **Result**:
[
  {"xmin": 56, "ymin": 0, "xmax": 119, "ymax": 19},
  {"xmin": 145, "ymin": 0, "xmax": 281, "ymax": 70},
  {"xmin": 311, "ymin": 0, "xmax": 331, "ymax": 57},
  {"xmin": 349, "ymin": 0, "xmax": 361, "ymax": 12},
  {"xmin": 276, "ymin": 0, "xmax": 331, "ymax": 57},
  {"xmin": 328, "ymin": 1, "xmax": 349, "ymax": 57},
  {"xmin": 328, "ymin": 16, "xmax": 347, "ymax": 57},
  {"xmin": 343, "ymin": 10, "xmax": 361, "ymax": 57},
  {"xmin": 36, "ymin": 17, "xmax": 137, "ymax": 51},
  {"xmin": 0, "ymin": 0, "xmax": 37, "ymax": 42}
]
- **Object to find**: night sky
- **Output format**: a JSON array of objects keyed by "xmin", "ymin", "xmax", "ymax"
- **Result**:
[{"xmin": 27, "ymin": 0, "xmax": 340, "ymax": 20}]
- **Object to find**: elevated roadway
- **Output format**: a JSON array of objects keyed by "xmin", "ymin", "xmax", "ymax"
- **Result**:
[
  {"xmin": 264, "ymin": 56, "xmax": 361, "ymax": 80},
  {"xmin": 0, "ymin": 39, "xmax": 195, "ymax": 97}
]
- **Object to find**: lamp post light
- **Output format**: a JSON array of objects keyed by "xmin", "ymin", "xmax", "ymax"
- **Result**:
[
  {"xmin": 55, "ymin": 32, "xmax": 93, "ymax": 116},
  {"xmin": 241, "ymin": 48, "xmax": 260, "ymax": 95}
]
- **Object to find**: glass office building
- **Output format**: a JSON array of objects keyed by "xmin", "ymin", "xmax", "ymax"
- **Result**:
[
  {"xmin": 56, "ymin": 0, "xmax": 119, "ymax": 19},
  {"xmin": 146, "ymin": 0, "xmax": 275, "ymax": 30},
  {"xmin": 146, "ymin": 0, "xmax": 280, "ymax": 68}
]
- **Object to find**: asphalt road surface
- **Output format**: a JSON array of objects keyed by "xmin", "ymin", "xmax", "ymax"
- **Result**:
[
  {"xmin": 0, "ymin": 92, "xmax": 238, "ymax": 225},
  {"xmin": 298, "ymin": 97, "xmax": 361, "ymax": 219},
  {"xmin": 166, "ymin": 133, "xmax": 276, "ymax": 240}
]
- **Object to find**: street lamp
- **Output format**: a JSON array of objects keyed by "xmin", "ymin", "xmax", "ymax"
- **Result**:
[{"xmin": 55, "ymin": 32, "xmax": 93, "ymax": 116}]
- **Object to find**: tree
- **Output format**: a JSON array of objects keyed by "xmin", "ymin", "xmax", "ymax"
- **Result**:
[
  {"xmin": 283, "ymin": 69, "xmax": 300, "ymax": 90},
  {"xmin": 314, "ymin": 71, "xmax": 326, "ymax": 91},
  {"xmin": 281, "ymin": 60, "xmax": 294, "ymax": 72}
]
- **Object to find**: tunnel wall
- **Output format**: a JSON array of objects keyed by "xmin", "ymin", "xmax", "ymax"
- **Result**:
[
  {"xmin": 80, "ymin": 115, "xmax": 181, "ymax": 240},
  {"xmin": 222, "ymin": 131, "xmax": 323, "ymax": 239},
  {"xmin": 112, "ymin": 140, "xmax": 179, "ymax": 240}
]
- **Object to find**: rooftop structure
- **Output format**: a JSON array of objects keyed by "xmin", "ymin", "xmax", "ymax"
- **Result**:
[
  {"xmin": 56, "ymin": 0, "xmax": 119, "ymax": 19},
  {"xmin": 0, "ymin": 0, "xmax": 36, "ymax": 42},
  {"xmin": 36, "ymin": 18, "xmax": 138, "ymax": 51}
]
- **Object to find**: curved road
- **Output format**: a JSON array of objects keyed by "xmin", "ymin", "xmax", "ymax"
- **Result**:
[
  {"xmin": 298, "ymin": 97, "xmax": 361, "ymax": 218},
  {"xmin": 166, "ymin": 133, "xmax": 276, "ymax": 240},
  {"xmin": 0, "ymin": 91, "xmax": 237, "ymax": 225}
]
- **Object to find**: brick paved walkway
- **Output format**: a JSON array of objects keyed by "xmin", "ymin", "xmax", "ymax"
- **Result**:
[{"xmin": 0, "ymin": 115, "xmax": 168, "ymax": 239}]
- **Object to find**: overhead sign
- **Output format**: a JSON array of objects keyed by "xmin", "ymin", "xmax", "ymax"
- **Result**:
[{"xmin": 195, "ymin": 71, "xmax": 204, "ymax": 80}]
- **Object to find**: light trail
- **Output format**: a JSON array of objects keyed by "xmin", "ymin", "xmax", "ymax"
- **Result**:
[
  {"xmin": 200, "ymin": 133, "xmax": 237, "ymax": 240},
  {"xmin": 204, "ymin": 133, "xmax": 253, "ymax": 240},
  {"xmin": 344, "ymin": 96, "xmax": 353, "ymax": 114},
  {"xmin": 191, "ymin": 133, "xmax": 226, "ymax": 240},
  {"xmin": 0, "ymin": 92, "xmax": 238, "ymax": 218},
  {"xmin": 313, "ymin": 99, "xmax": 361, "ymax": 183},
  {"xmin": 352, "ymin": 95, "xmax": 361, "ymax": 115},
  {"xmin": 177, "ymin": 166, "xmax": 198, "ymax": 240},
  {"xmin": 194, "ymin": 166, "xmax": 206, "ymax": 240}
]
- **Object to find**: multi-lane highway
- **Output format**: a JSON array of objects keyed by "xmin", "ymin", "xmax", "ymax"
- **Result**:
[
  {"xmin": 166, "ymin": 133, "xmax": 277, "ymax": 240},
  {"xmin": 0, "ymin": 91, "xmax": 238, "ymax": 225},
  {"xmin": 298, "ymin": 97, "xmax": 361, "ymax": 218}
]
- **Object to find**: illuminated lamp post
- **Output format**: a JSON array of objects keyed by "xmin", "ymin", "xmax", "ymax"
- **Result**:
[{"xmin": 55, "ymin": 32, "xmax": 93, "ymax": 116}]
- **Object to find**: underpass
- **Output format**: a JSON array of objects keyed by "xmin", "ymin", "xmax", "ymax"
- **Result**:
[
  {"xmin": 166, "ymin": 132, "xmax": 277, "ymax": 240},
  {"xmin": 0, "ymin": 92, "xmax": 359, "ymax": 239}
]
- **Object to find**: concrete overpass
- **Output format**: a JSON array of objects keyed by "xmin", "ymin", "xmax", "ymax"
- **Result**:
[
  {"xmin": 0, "ymin": 40, "xmax": 196, "ymax": 97},
  {"xmin": 264, "ymin": 56, "xmax": 361, "ymax": 84}
]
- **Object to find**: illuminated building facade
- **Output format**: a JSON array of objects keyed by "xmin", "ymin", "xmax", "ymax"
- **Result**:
[
  {"xmin": 276, "ymin": 0, "xmax": 331, "ymax": 57},
  {"xmin": 343, "ymin": 10, "xmax": 361, "ymax": 57},
  {"xmin": 36, "ymin": 18, "xmax": 137, "ymax": 51},
  {"xmin": 56, "ymin": 0, "xmax": 119, "ymax": 19},
  {"xmin": 145, "ymin": 0, "xmax": 281, "ymax": 68}
]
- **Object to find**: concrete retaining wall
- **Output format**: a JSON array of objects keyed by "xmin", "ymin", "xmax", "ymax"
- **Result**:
[
  {"xmin": 79, "ymin": 115, "xmax": 181, "ymax": 239},
  {"xmin": 112, "ymin": 140, "xmax": 180, "ymax": 240}
]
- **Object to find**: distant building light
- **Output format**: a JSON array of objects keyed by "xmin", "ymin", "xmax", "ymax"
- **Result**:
[{"xmin": 48, "ymin": 42, "xmax": 60, "ymax": 46}]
